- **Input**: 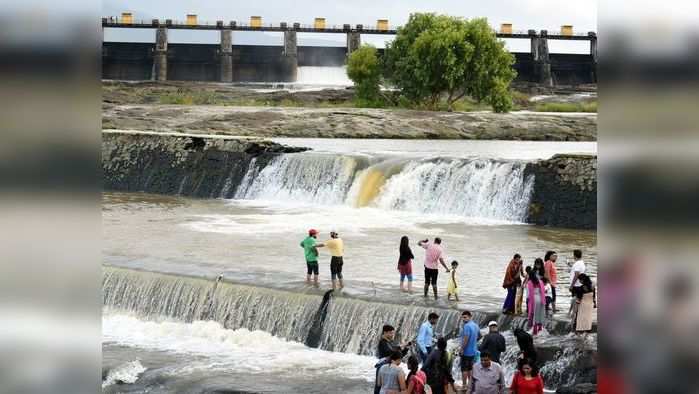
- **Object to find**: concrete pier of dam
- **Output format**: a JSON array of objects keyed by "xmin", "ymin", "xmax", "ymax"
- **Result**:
[{"xmin": 102, "ymin": 17, "xmax": 597, "ymax": 85}]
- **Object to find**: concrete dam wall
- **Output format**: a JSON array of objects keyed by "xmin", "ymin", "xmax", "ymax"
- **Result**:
[
  {"xmin": 102, "ymin": 42, "xmax": 596, "ymax": 85},
  {"xmin": 102, "ymin": 131, "xmax": 597, "ymax": 229}
]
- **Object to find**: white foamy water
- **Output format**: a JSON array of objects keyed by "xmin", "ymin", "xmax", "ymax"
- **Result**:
[
  {"xmin": 296, "ymin": 66, "xmax": 353, "ymax": 86},
  {"xmin": 103, "ymin": 312, "xmax": 376, "ymax": 381},
  {"xmin": 232, "ymin": 154, "xmax": 534, "ymax": 223},
  {"xmin": 102, "ymin": 360, "xmax": 146, "ymax": 388}
]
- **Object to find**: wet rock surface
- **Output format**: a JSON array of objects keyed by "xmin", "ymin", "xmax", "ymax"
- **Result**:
[
  {"xmin": 102, "ymin": 130, "xmax": 306, "ymax": 197},
  {"xmin": 103, "ymin": 104, "xmax": 596, "ymax": 141},
  {"xmin": 102, "ymin": 81, "xmax": 596, "ymax": 141},
  {"xmin": 526, "ymin": 154, "xmax": 597, "ymax": 229}
]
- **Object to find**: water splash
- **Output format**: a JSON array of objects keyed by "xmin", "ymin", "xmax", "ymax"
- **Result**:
[{"xmin": 102, "ymin": 360, "xmax": 146, "ymax": 388}]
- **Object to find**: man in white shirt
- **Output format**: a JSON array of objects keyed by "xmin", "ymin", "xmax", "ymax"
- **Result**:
[
  {"xmin": 569, "ymin": 249, "xmax": 586, "ymax": 316},
  {"xmin": 569, "ymin": 249, "xmax": 586, "ymax": 289}
]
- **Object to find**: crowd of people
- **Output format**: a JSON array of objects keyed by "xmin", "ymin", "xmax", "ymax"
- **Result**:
[
  {"xmin": 300, "ymin": 230, "xmax": 596, "ymax": 334},
  {"xmin": 300, "ymin": 230, "xmax": 596, "ymax": 392},
  {"xmin": 374, "ymin": 311, "xmax": 546, "ymax": 394},
  {"xmin": 502, "ymin": 249, "xmax": 596, "ymax": 335}
]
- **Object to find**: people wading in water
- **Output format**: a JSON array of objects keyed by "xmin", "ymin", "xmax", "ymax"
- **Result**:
[
  {"xmin": 543, "ymin": 251, "xmax": 559, "ymax": 313},
  {"xmin": 418, "ymin": 237, "xmax": 450, "ymax": 299},
  {"xmin": 502, "ymin": 254, "xmax": 523, "ymax": 314},
  {"xmin": 446, "ymin": 260, "xmax": 459, "ymax": 301},
  {"xmin": 300, "ymin": 229, "xmax": 324, "ymax": 286},
  {"xmin": 527, "ymin": 259, "xmax": 547, "ymax": 335},
  {"xmin": 397, "ymin": 235, "xmax": 415, "ymax": 293},
  {"xmin": 323, "ymin": 230, "xmax": 344, "ymax": 290}
]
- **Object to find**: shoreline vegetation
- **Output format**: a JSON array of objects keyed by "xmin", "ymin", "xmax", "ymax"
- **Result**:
[{"xmin": 103, "ymin": 81, "xmax": 597, "ymax": 113}]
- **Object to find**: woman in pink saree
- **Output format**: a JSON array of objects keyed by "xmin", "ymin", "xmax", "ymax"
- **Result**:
[{"xmin": 527, "ymin": 258, "xmax": 547, "ymax": 335}]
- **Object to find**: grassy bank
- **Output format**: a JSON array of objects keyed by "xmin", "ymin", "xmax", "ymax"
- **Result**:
[
  {"xmin": 534, "ymin": 102, "xmax": 597, "ymax": 113},
  {"xmin": 103, "ymin": 82, "xmax": 597, "ymax": 113}
]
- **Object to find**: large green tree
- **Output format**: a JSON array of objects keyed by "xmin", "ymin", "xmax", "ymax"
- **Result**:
[
  {"xmin": 384, "ymin": 14, "xmax": 516, "ymax": 112},
  {"xmin": 346, "ymin": 44, "xmax": 382, "ymax": 107}
]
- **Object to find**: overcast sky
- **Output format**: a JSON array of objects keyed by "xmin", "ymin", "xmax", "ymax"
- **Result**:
[{"xmin": 103, "ymin": 0, "xmax": 596, "ymax": 53}]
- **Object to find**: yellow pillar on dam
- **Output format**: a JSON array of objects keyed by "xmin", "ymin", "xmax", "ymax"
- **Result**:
[
  {"xmin": 121, "ymin": 12, "xmax": 133, "ymax": 24},
  {"xmin": 251, "ymin": 16, "xmax": 262, "ymax": 27},
  {"xmin": 500, "ymin": 23, "xmax": 513, "ymax": 34},
  {"xmin": 186, "ymin": 14, "xmax": 197, "ymax": 26},
  {"xmin": 314, "ymin": 18, "xmax": 326, "ymax": 29},
  {"xmin": 561, "ymin": 25, "xmax": 573, "ymax": 36},
  {"xmin": 377, "ymin": 19, "xmax": 389, "ymax": 31}
]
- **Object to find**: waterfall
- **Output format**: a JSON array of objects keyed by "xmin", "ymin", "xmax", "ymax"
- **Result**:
[
  {"xmin": 233, "ymin": 153, "xmax": 534, "ymax": 222},
  {"xmin": 373, "ymin": 159, "xmax": 534, "ymax": 222},
  {"xmin": 103, "ymin": 267, "xmax": 322, "ymax": 344},
  {"xmin": 234, "ymin": 154, "xmax": 364, "ymax": 205},
  {"xmin": 103, "ymin": 267, "xmax": 571, "ymax": 354},
  {"xmin": 103, "ymin": 267, "xmax": 593, "ymax": 390},
  {"xmin": 296, "ymin": 66, "xmax": 353, "ymax": 86}
]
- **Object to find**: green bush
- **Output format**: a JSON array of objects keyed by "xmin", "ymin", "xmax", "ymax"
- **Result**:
[{"xmin": 346, "ymin": 45, "xmax": 383, "ymax": 107}]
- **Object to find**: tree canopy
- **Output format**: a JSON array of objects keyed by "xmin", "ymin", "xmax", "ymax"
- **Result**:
[
  {"xmin": 346, "ymin": 44, "xmax": 382, "ymax": 107},
  {"xmin": 384, "ymin": 14, "xmax": 516, "ymax": 112}
]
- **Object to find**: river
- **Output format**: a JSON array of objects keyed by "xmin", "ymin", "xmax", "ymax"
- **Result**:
[{"xmin": 102, "ymin": 138, "xmax": 597, "ymax": 393}]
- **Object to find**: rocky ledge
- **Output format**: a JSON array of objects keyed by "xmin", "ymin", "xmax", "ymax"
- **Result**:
[
  {"xmin": 526, "ymin": 154, "xmax": 597, "ymax": 229},
  {"xmin": 102, "ymin": 104, "xmax": 596, "ymax": 141},
  {"xmin": 102, "ymin": 130, "xmax": 307, "ymax": 196}
]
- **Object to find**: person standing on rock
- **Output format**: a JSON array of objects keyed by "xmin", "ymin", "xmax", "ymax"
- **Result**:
[
  {"xmin": 398, "ymin": 235, "xmax": 415, "ymax": 293},
  {"xmin": 470, "ymin": 350, "xmax": 505, "ymax": 394},
  {"xmin": 479, "ymin": 321, "xmax": 506, "ymax": 364},
  {"xmin": 543, "ymin": 251, "xmax": 559, "ymax": 313},
  {"xmin": 509, "ymin": 359, "xmax": 544, "ymax": 394},
  {"xmin": 459, "ymin": 310, "xmax": 481, "ymax": 391},
  {"xmin": 513, "ymin": 328, "xmax": 537, "ymax": 365},
  {"xmin": 300, "ymin": 229, "xmax": 324, "ymax": 286},
  {"xmin": 502, "ymin": 254, "xmax": 523, "ymax": 314},
  {"xmin": 417, "ymin": 312, "xmax": 439, "ymax": 363},
  {"xmin": 377, "ymin": 350, "xmax": 407, "ymax": 394},
  {"xmin": 423, "ymin": 337, "xmax": 455, "ymax": 394},
  {"xmin": 418, "ymin": 238, "xmax": 450, "ymax": 299},
  {"xmin": 573, "ymin": 273, "xmax": 596, "ymax": 334},
  {"xmin": 569, "ymin": 249, "xmax": 586, "ymax": 316},
  {"xmin": 323, "ymin": 230, "xmax": 344, "ymax": 291},
  {"xmin": 375, "ymin": 325, "xmax": 411, "ymax": 394},
  {"xmin": 527, "ymin": 260, "xmax": 547, "ymax": 335}
]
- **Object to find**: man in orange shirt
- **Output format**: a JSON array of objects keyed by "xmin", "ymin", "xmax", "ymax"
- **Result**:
[{"xmin": 544, "ymin": 251, "xmax": 559, "ymax": 313}]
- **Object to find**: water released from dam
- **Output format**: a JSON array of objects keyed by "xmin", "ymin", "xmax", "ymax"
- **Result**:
[{"xmin": 103, "ymin": 138, "xmax": 597, "ymax": 393}]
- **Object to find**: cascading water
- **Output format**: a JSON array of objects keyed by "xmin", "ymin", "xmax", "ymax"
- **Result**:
[
  {"xmin": 103, "ymin": 267, "xmax": 595, "ymax": 391},
  {"xmin": 373, "ymin": 159, "xmax": 534, "ymax": 222},
  {"xmin": 295, "ymin": 66, "xmax": 353, "ymax": 86},
  {"xmin": 233, "ymin": 153, "xmax": 534, "ymax": 222},
  {"xmin": 234, "ymin": 154, "xmax": 364, "ymax": 205}
]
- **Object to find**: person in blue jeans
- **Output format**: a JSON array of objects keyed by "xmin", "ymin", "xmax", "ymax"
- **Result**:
[
  {"xmin": 417, "ymin": 312, "xmax": 439, "ymax": 363},
  {"xmin": 460, "ymin": 310, "xmax": 481, "ymax": 390}
]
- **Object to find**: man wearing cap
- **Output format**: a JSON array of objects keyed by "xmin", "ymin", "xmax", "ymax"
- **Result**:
[
  {"xmin": 323, "ymin": 230, "xmax": 344, "ymax": 290},
  {"xmin": 300, "ymin": 229, "xmax": 324, "ymax": 286},
  {"xmin": 479, "ymin": 321, "xmax": 506, "ymax": 364}
]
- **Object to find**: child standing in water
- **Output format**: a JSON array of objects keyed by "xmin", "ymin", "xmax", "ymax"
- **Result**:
[
  {"xmin": 543, "ymin": 278, "xmax": 553, "ymax": 317},
  {"xmin": 447, "ymin": 261, "xmax": 459, "ymax": 301}
]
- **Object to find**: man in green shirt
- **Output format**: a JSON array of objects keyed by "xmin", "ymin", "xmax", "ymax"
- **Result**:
[{"xmin": 300, "ymin": 229, "xmax": 324, "ymax": 286}]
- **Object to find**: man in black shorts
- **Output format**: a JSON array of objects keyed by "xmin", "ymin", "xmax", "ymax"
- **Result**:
[
  {"xmin": 300, "ymin": 229, "xmax": 324, "ymax": 286},
  {"xmin": 418, "ymin": 238, "xmax": 450, "ymax": 299},
  {"xmin": 460, "ymin": 310, "xmax": 481, "ymax": 389},
  {"xmin": 324, "ymin": 230, "xmax": 345, "ymax": 290}
]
